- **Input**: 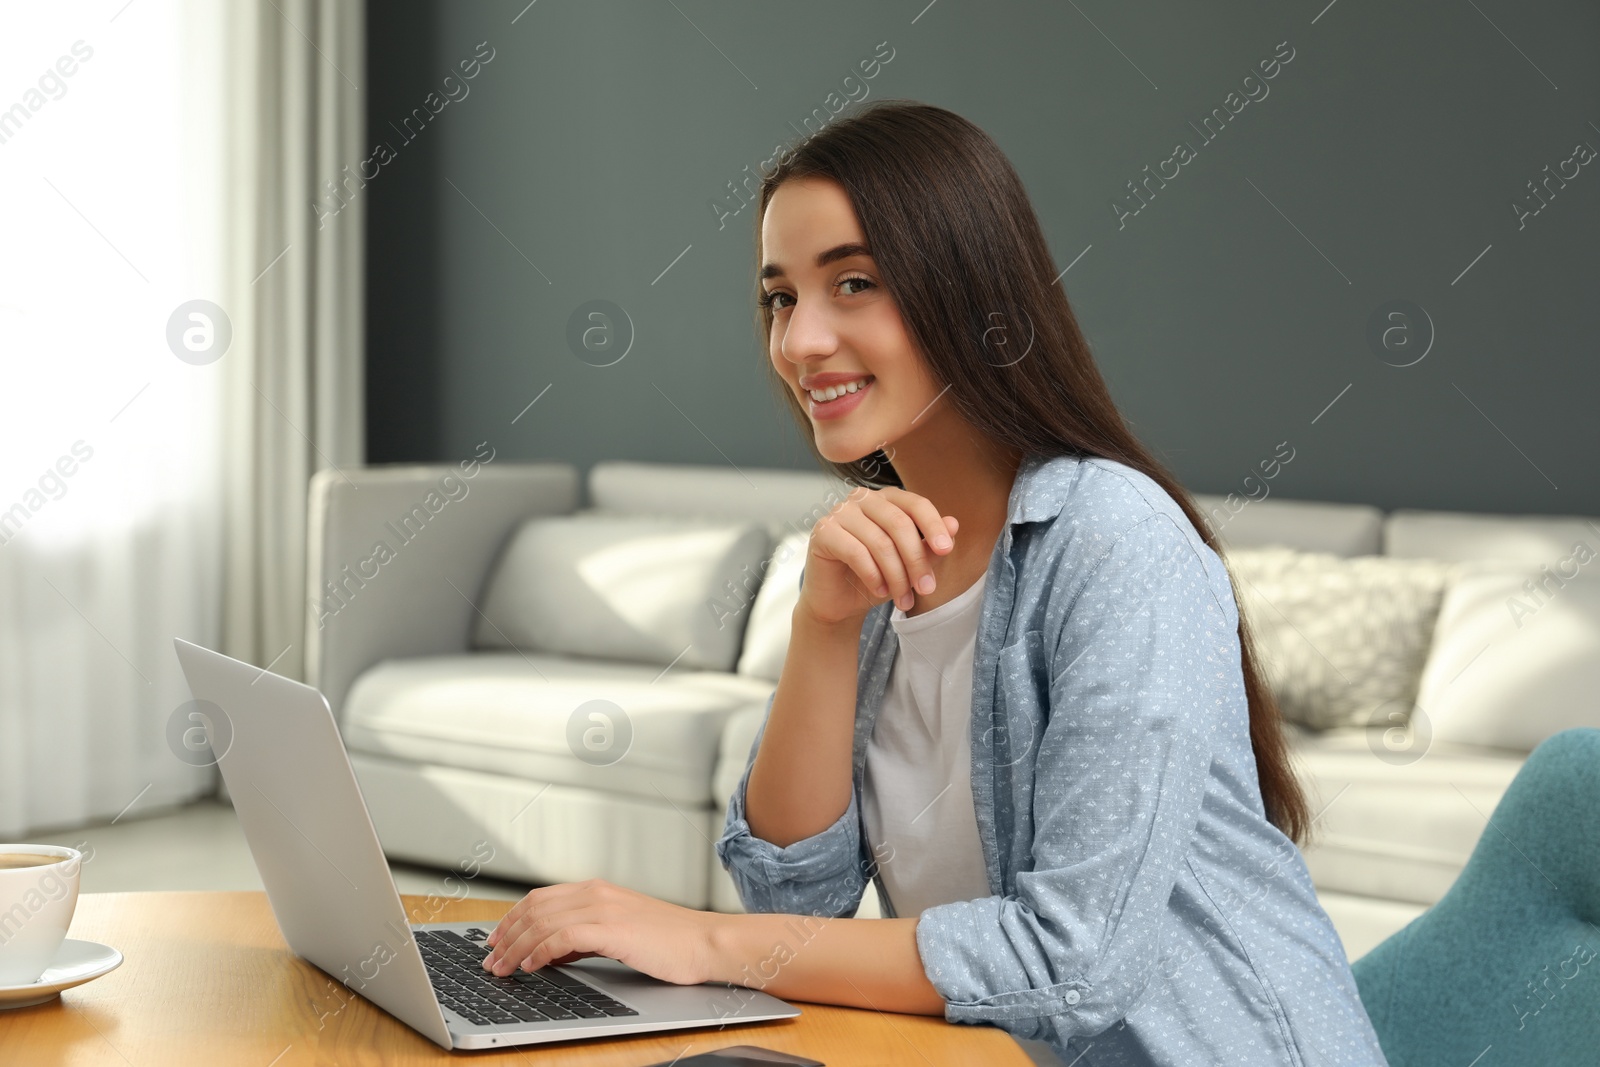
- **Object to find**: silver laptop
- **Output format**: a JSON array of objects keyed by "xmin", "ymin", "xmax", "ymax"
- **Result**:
[{"xmin": 173, "ymin": 638, "xmax": 799, "ymax": 1050}]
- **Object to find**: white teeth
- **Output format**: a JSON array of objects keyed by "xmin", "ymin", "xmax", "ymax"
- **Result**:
[{"xmin": 808, "ymin": 377, "xmax": 870, "ymax": 403}]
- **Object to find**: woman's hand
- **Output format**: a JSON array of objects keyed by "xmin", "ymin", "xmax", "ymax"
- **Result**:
[
  {"xmin": 482, "ymin": 878, "xmax": 720, "ymax": 984},
  {"xmin": 480, "ymin": 880, "xmax": 945, "ymax": 1016},
  {"xmin": 799, "ymin": 486, "xmax": 959, "ymax": 626}
]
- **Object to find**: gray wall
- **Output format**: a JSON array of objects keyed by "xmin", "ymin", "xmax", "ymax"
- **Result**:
[{"xmin": 367, "ymin": 0, "xmax": 1599, "ymax": 517}]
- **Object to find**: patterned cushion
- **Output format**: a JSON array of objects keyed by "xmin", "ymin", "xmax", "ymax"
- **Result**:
[{"xmin": 1222, "ymin": 547, "xmax": 1457, "ymax": 730}]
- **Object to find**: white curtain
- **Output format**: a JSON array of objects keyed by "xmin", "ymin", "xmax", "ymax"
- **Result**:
[
  {"xmin": 0, "ymin": 0, "xmax": 363, "ymax": 836},
  {"xmin": 219, "ymin": 0, "xmax": 365, "ymax": 682}
]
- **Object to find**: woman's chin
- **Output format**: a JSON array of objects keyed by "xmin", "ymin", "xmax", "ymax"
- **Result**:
[{"xmin": 815, "ymin": 437, "xmax": 877, "ymax": 466}]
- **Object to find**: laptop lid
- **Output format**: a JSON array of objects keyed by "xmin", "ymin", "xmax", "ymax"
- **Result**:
[{"xmin": 173, "ymin": 637, "xmax": 454, "ymax": 1049}]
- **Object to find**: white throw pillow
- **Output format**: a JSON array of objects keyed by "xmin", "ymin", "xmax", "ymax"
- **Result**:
[
  {"xmin": 1413, "ymin": 562, "xmax": 1600, "ymax": 751},
  {"xmin": 1223, "ymin": 547, "xmax": 1457, "ymax": 731},
  {"xmin": 735, "ymin": 531, "xmax": 810, "ymax": 682},
  {"xmin": 471, "ymin": 514, "xmax": 771, "ymax": 672}
]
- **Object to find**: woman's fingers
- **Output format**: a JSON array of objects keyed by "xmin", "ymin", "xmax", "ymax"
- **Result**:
[
  {"xmin": 486, "ymin": 900, "xmax": 597, "ymax": 975},
  {"xmin": 476, "ymin": 878, "xmax": 722, "ymax": 988},
  {"xmin": 802, "ymin": 487, "xmax": 962, "ymax": 622},
  {"xmin": 811, "ymin": 510, "xmax": 889, "ymax": 600},
  {"xmin": 833, "ymin": 507, "xmax": 914, "ymax": 608},
  {"xmin": 879, "ymin": 487, "xmax": 956, "ymax": 556},
  {"xmin": 497, "ymin": 919, "xmax": 612, "ymax": 977},
  {"xmin": 486, "ymin": 902, "xmax": 595, "ymax": 966},
  {"xmin": 486, "ymin": 887, "xmax": 551, "ymax": 946},
  {"xmin": 485, "ymin": 882, "xmax": 591, "ymax": 952},
  {"xmin": 860, "ymin": 492, "xmax": 953, "ymax": 599}
]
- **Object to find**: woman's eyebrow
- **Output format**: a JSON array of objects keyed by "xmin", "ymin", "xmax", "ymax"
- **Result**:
[{"xmin": 760, "ymin": 242, "xmax": 873, "ymax": 281}]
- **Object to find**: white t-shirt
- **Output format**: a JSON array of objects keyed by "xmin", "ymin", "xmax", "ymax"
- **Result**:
[{"xmin": 861, "ymin": 570, "xmax": 993, "ymax": 917}]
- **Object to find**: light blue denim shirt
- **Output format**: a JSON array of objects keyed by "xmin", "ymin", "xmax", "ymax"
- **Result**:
[{"xmin": 716, "ymin": 452, "xmax": 1389, "ymax": 1066}]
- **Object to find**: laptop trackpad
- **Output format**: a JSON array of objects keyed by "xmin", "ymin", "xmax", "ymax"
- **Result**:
[{"xmin": 562, "ymin": 958, "xmax": 797, "ymax": 1021}]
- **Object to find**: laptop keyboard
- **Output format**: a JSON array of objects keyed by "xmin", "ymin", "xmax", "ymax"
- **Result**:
[{"xmin": 417, "ymin": 928, "xmax": 640, "ymax": 1027}]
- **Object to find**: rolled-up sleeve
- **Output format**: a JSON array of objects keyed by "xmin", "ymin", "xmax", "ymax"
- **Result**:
[
  {"xmin": 914, "ymin": 513, "xmax": 1240, "ymax": 1044},
  {"xmin": 715, "ymin": 689, "xmax": 871, "ymax": 918}
]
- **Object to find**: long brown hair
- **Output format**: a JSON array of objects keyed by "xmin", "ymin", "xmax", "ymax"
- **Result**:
[{"xmin": 752, "ymin": 100, "xmax": 1312, "ymax": 847}]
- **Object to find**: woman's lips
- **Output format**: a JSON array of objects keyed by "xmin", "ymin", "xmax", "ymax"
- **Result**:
[{"xmin": 808, "ymin": 378, "xmax": 872, "ymax": 421}]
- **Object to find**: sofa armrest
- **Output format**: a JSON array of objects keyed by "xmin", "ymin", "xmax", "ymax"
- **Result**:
[{"xmin": 304, "ymin": 456, "xmax": 579, "ymax": 723}]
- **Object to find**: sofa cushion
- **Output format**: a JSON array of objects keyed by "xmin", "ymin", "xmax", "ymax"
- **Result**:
[
  {"xmin": 342, "ymin": 652, "xmax": 776, "ymax": 805},
  {"xmin": 1193, "ymin": 493, "xmax": 1383, "ymax": 556},
  {"xmin": 1224, "ymin": 547, "xmax": 1457, "ymax": 730},
  {"xmin": 735, "ymin": 531, "xmax": 809, "ymax": 682},
  {"xmin": 1413, "ymin": 564, "xmax": 1600, "ymax": 752},
  {"xmin": 470, "ymin": 513, "xmax": 771, "ymax": 672},
  {"xmin": 1289, "ymin": 724, "xmax": 1525, "ymax": 906},
  {"xmin": 1384, "ymin": 508, "xmax": 1600, "ymax": 566},
  {"xmin": 587, "ymin": 461, "xmax": 852, "ymax": 546}
]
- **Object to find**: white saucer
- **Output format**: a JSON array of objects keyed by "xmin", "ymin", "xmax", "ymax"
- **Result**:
[{"xmin": 0, "ymin": 940, "xmax": 124, "ymax": 1009}]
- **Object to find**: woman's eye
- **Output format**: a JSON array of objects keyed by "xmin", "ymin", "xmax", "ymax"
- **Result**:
[{"xmin": 760, "ymin": 276, "xmax": 872, "ymax": 310}]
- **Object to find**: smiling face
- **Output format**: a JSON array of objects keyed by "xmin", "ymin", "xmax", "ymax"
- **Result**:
[{"xmin": 759, "ymin": 176, "xmax": 949, "ymax": 466}]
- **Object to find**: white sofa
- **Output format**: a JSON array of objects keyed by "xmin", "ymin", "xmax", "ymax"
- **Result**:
[{"xmin": 304, "ymin": 459, "xmax": 1599, "ymax": 961}]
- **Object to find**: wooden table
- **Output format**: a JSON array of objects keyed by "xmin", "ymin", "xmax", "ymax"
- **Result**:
[{"xmin": 0, "ymin": 892, "xmax": 1032, "ymax": 1065}]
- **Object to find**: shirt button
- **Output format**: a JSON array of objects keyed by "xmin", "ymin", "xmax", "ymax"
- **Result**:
[{"xmin": 1064, "ymin": 990, "xmax": 1081, "ymax": 1006}]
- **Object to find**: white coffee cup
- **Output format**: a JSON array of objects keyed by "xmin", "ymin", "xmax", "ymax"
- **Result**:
[{"xmin": 0, "ymin": 845, "xmax": 82, "ymax": 986}]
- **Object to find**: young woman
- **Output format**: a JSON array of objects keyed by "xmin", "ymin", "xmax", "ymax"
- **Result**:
[{"xmin": 482, "ymin": 101, "xmax": 1389, "ymax": 1065}]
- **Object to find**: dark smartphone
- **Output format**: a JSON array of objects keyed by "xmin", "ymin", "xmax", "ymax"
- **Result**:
[{"xmin": 636, "ymin": 1046, "xmax": 825, "ymax": 1067}]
